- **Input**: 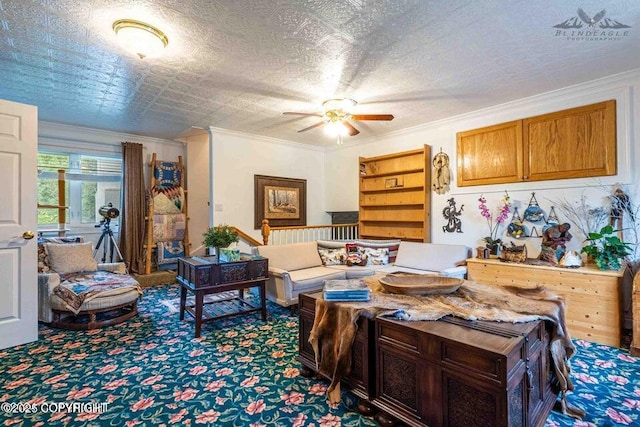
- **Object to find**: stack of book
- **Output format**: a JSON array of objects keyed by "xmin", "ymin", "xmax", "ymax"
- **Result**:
[{"xmin": 323, "ymin": 279, "xmax": 371, "ymax": 302}]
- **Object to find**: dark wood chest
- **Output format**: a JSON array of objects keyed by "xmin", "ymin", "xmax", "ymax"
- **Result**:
[
  {"xmin": 177, "ymin": 255, "xmax": 268, "ymax": 288},
  {"xmin": 298, "ymin": 292, "xmax": 558, "ymax": 427}
]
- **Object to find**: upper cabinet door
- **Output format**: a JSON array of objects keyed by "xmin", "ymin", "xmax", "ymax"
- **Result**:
[
  {"xmin": 456, "ymin": 120, "xmax": 523, "ymax": 187},
  {"xmin": 523, "ymin": 100, "xmax": 616, "ymax": 182}
]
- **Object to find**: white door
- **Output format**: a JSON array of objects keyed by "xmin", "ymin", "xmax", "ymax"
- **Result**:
[{"xmin": 0, "ymin": 99, "xmax": 38, "ymax": 349}]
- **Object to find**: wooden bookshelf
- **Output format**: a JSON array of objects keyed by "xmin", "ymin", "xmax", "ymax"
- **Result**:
[{"xmin": 358, "ymin": 146, "xmax": 431, "ymax": 242}]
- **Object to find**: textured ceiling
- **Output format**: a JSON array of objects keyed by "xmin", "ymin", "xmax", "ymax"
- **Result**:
[{"xmin": 0, "ymin": 0, "xmax": 639, "ymax": 146}]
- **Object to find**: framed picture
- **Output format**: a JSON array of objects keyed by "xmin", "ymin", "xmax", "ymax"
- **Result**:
[
  {"xmin": 254, "ymin": 175, "xmax": 307, "ymax": 229},
  {"xmin": 384, "ymin": 176, "xmax": 404, "ymax": 188}
]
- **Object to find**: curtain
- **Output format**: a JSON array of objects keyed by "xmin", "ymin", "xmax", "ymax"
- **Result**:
[{"xmin": 119, "ymin": 142, "xmax": 146, "ymax": 274}]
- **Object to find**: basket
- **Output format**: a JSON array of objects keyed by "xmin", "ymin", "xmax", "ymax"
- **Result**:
[{"xmin": 499, "ymin": 242, "xmax": 527, "ymax": 263}]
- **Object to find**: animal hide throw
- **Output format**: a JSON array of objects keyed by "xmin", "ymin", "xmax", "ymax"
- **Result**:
[{"xmin": 309, "ymin": 275, "xmax": 585, "ymax": 419}]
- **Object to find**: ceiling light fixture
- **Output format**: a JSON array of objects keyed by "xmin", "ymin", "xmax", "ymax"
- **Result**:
[
  {"xmin": 323, "ymin": 120, "xmax": 349, "ymax": 137},
  {"xmin": 112, "ymin": 19, "xmax": 168, "ymax": 59},
  {"xmin": 322, "ymin": 98, "xmax": 357, "ymax": 113}
]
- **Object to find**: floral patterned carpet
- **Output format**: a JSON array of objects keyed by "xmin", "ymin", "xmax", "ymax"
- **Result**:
[{"xmin": 0, "ymin": 284, "xmax": 638, "ymax": 426}]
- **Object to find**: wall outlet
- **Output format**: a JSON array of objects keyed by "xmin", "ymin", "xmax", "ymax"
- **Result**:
[{"xmin": 215, "ymin": 203, "xmax": 224, "ymax": 212}]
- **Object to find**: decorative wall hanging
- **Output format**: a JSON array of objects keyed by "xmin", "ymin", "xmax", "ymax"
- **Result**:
[
  {"xmin": 542, "ymin": 206, "xmax": 560, "ymax": 233},
  {"xmin": 529, "ymin": 226, "xmax": 541, "ymax": 238},
  {"xmin": 442, "ymin": 197, "xmax": 463, "ymax": 233},
  {"xmin": 506, "ymin": 207, "xmax": 528, "ymax": 239},
  {"xmin": 254, "ymin": 175, "xmax": 307, "ymax": 229},
  {"xmin": 432, "ymin": 149, "xmax": 451, "ymax": 195},
  {"xmin": 523, "ymin": 192, "xmax": 545, "ymax": 222}
]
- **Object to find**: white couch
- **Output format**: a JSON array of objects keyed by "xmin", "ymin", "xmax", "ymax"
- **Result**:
[
  {"xmin": 257, "ymin": 241, "xmax": 346, "ymax": 307},
  {"xmin": 257, "ymin": 240, "xmax": 471, "ymax": 307}
]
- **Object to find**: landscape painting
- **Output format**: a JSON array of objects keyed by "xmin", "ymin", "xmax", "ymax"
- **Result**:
[
  {"xmin": 254, "ymin": 175, "xmax": 307, "ymax": 228},
  {"xmin": 264, "ymin": 186, "xmax": 299, "ymax": 219}
]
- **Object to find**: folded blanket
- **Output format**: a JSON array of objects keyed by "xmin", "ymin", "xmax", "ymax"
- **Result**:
[
  {"xmin": 309, "ymin": 275, "xmax": 584, "ymax": 419},
  {"xmin": 157, "ymin": 241, "xmax": 185, "ymax": 265},
  {"xmin": 153, "ymin": 214, "xmax": 186, "ymax": 242},
  {"xmin": 53, "ymin": 271, "xmax": 142, "ymax": 314},
  {"xmin": 152, "ymin": 186, "xmax": 184, "ymax": 214}
]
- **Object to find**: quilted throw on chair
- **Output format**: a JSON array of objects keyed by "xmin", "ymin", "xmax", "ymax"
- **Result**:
[{"xmin": 53, "ymin": 271, "xmax": 142, "ymax": 314}]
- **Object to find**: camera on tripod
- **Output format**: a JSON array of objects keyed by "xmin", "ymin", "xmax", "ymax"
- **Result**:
[{"xmin": 98, "ymin": 203, "xmax": 120, "ymax": 220}]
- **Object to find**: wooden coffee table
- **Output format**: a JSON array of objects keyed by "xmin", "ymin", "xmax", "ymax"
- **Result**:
[{"xmin": 177, "ymin": 255, "xmax": 268, "ymax": 337}]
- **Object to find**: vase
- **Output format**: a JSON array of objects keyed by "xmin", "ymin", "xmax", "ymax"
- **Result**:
[
  {"xmin": 206, "ymin": 246, "xmax": 221, "ymax": 262},
  {"xmin": 487, "ymin": 243, "xmax": 500, "ymax": 256}
]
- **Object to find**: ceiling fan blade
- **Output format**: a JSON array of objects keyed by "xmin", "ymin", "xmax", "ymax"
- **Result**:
[
  {"xmin": 298, "ymin": 121, "xmax": 326, "ymax": 133},
  {"xmin": 350, "ymin": 114, "xmax": 394, "ymax": 121},
  {"xmin": 283, "ymin": 112, "xmax": 323, "ymax": 117},
  {"xmin": 343, "ymin": 121, "xmax": 360, "ymax": 136}
]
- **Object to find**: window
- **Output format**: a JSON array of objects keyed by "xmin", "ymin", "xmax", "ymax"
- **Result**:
[{"xmin": 37, "ymin": 152, "xmax": 123, "ymax": 232}]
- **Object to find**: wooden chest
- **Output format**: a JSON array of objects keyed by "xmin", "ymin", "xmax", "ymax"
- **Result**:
[
  {"xmin": 298, "ymin": 292, "xmax": 558, "ymax": 427},
  {"xmin": 177, "ymin": 255, "xmax": 268, "ymax": 288}
]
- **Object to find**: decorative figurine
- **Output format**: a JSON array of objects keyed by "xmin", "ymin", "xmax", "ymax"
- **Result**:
[
  {"xmin": 442, "ymin": 197, "xmax": 463, "ymax": 233},
  {"xmin": 538, "ymin": 222, "xmax": 573, "ymax": 264}
]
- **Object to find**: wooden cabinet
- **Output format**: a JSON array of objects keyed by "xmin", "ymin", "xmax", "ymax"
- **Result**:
[
  {"xmin": 456, "ymin": 121, "xmax": 523, "ymax": 187},
  {"xmin": 466, "ymin": 258, "xmax": 624, "ymax": 347},
  {"xmin": 457, "ymin": 100, "xmax": 616, "ymax": 187},
  {"xmin": 359, "ymin": 146, "xmax": 431, "ymax": 241}
]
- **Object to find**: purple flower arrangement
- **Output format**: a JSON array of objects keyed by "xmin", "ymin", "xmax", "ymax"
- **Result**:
[{"xmin": 478, "ymin": 191, "xmax": 511, "ymax": 246}]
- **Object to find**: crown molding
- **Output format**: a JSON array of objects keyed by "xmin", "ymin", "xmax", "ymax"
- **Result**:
[
  {"xmin": 39, "ymin": 121, "xmax": 183, "ymax": 147},
  {"xmin": 206, "ymin": 126, "xmax": 325, "ymax": 152}
]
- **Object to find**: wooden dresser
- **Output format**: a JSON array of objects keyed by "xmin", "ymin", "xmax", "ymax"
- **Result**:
[{"xmin": 466, "ymin": 258, "xmax": 624, "ymax": 347}]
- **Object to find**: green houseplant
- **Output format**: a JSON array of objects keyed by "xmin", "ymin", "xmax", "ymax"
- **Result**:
[
  {"xmin": 203, "ymin": 225, "xmax": 239, "ymax": 257},
  {"xmin": 581, "ymin": 224, "xmax": 632, "ymax": 270}
]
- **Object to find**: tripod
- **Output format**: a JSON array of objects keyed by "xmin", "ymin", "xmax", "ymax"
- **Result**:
[{"xmin": 93, "ymin": 218, "xmax": 125, "ymax": 267}]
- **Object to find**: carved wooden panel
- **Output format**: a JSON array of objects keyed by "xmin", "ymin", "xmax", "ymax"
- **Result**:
[{"xmin": 446, "ymin": 376, "xmax": 497, "ymax": 427}]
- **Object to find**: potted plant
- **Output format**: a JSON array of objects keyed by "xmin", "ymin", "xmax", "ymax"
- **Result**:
[
  {"xmin": 477, "ymin": 191, "xmax": 511, "ymax": 255},
  {"xmin": 203, "ymin": 225, "xmax": 239, "ymax": 259},
  {"xmin": 581, "ymin": 224, "xmax": 632, "ymax": 270}
]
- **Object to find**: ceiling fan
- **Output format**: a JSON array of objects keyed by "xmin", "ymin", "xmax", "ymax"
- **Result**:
[{"xmin": 283, "ymin": 98, "xmax": 394, "ymax": 138}]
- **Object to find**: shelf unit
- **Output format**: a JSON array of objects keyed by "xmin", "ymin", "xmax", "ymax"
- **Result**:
[{"xmin": 358, "ymin": 145, "xmax": 431, "ymax": 242}]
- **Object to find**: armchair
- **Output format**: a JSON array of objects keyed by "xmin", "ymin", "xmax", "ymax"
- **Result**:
[{"xmin": 38, "ymin": 236, "xmax": 142, "ymax": 330}]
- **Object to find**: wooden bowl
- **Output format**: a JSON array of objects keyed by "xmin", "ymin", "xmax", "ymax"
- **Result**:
[{"xmin": 378, "ymin": 275, "xmax": 463, "ymax": 295}]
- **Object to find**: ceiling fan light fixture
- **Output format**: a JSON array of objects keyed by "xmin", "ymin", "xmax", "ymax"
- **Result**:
[
  {"xmin": 113, "ymin": 19, "xmax": 168, "ymax": 59},
  {"xmin": 324, "ymin": 120, "xmax": 349, "ymax": 137},
  {"xmin": 322, "ymin": 98, "xmax": 357, "ymax": 113}
]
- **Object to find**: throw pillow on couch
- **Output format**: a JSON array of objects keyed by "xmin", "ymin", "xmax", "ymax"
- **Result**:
[
  {"xmin": 318, "ymin": 247, "xmax": 347, "ymax": 265},
  {"xmin": 316, "ymin": 239, "xmax": 400, "ymax": 267}
]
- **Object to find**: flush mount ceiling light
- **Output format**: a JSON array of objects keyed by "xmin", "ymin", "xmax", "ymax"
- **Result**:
[{"xmin": 112, "ymin": 19, "xmax": 168, "ymax": 59}]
